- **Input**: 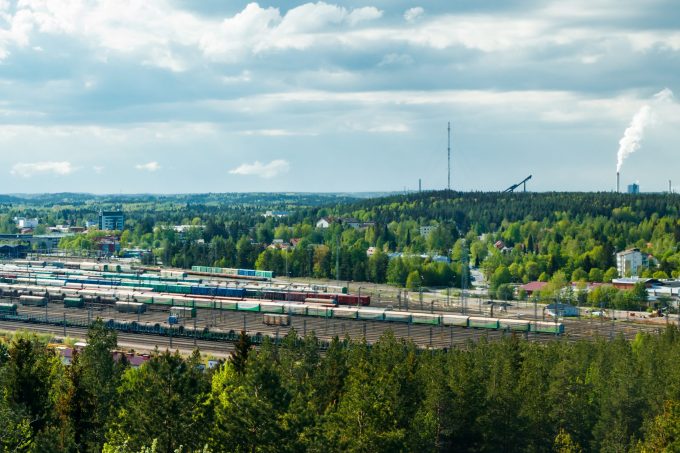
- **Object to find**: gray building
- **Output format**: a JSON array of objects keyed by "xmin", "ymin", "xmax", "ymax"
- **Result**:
[
  {"xmin": 99, "ymin": 211, "xmax": 125, "ymax": 230},
  {"xmin": 628, "ymin": 183, "xmax": 640, "ymax": 194}
]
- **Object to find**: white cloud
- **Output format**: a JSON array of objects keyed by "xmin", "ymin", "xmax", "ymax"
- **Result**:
[
  {"xmin": 135, "ymin": 161, "xmax": 160, "ymax": 172},
  {"xmin": 92, "ymin": 165, "xmax": 104, "ymax": 174},
  {"xmin": 239, "ymin": 129, "xmax": 317, "ymax": 136},
  {"xmin": 10, "ymin": 161, "xmax": 74, "ymax": 178},
  {"xmin": 404, "ymin": 7, "xmax": 424, "ymax": 22},
  {"xmin": 229, "ymin": 159, "xmax": 290, "ymax": 178},
  {"xmin": 347, "ymin": 121, "xmax": 410, "ymax": 132},
  {"xmin": 347, "ymin": 7, "xmax": 383, "ymax": 26},
  {"xmin": 378, "ymin": 53, "xmax": 414, "ymax": 66}
]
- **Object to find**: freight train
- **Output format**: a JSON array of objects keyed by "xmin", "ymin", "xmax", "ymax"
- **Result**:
[{"xmin": 0, "ymin": 282, "xmax": 564, "ymax": 335}]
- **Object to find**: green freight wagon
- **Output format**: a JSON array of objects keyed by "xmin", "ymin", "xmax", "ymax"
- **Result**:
[
  {"xmin": 64, "ymin": 297, "xmax": 84, "ymax": 308},
  {"xmin": 384, "ymin": 311, "xmax": 411, "ymax": 323},
  {"xmin": 357, "ymin": 309, "xmax": 385, "ymax": 321},
  {"xmin": 410, "ymin": 313, "xmax": 441, "ymax": 325},
  {"xmin": 0, "ymin": 303, "xmax": 18, "ymax": 315},
  {"xmin": 530, "ymin": 321, "xmax": 564, "ymax": 334},
  {"xmin": 499, "ymin": 319, "xmax": 531, "ymax": 332},
  {"xmin": 237, "ymin": 301, "xmax": 260, "ymax": 312},
  {"xmin": 468, "ymin": 317, "xmax": 500, "ymax": 329},
  {"xmin": 170, "ymin": 306, "xmax": 196, "ymax": 319}
]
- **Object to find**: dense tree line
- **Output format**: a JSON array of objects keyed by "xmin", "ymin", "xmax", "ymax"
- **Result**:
[
  {"xmin": 4, "ymin": 192, "xmax": 680, "ymax": 288},
  {"xmin": 3, "ymin": 322, "xmax": 680, "ymax": 451}
]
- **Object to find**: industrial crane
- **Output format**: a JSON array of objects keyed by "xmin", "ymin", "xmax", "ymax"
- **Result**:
[{"xmin": 504, "ymin": 175, "xmax": 532, "ymax": 193}]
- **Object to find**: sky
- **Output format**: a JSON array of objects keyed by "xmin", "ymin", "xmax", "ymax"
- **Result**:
[{"xmin": 0, "ymin": 0, "xmax": 679, "ymax": 194}]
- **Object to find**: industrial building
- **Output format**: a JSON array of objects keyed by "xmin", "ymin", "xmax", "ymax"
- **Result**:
[
  {"xmin": 545, "ymin": 303, "xmax": 579, "ymax": 317},
  {"xmin": 99, "ymin": 211, "xmax": 125, "ymax": 231},
  {"xmin": 628, "ymin": 183, "xmax": 640, "ymax": 194}
]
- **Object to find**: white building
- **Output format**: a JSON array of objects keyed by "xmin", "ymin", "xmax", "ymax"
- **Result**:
[
  {"xmin": 264, "ymin": 210, "xmax": 290, "ymax": 218},
  {"xmin": 616, "ymin": 248, "xmax": 646, "ymax": 277},
  {"xmin": 16, "ymin": 218, "xmax": 39, "ymax": 229},
  {"xmin": 316, "ymin": 218, "xmax": 331, "ymax": 229}
]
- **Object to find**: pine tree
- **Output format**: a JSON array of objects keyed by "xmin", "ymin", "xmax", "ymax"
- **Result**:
[{"xmin": 231, "ymin": 330, "xmax": 252, "ymax": 375}]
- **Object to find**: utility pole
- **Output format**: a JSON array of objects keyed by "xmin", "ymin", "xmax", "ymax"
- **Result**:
[
  {"xmin": 335, "ymin": 235, "xmax": 340, "ymax": 282},
  {"xmin": 461, "ymin": 239, "xmax": 468, "ymax": 314}
]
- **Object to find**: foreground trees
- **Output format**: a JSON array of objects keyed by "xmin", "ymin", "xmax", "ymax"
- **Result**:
[{"xmin": 4, "ymin": 324, "xmax": 680, "ymax": 451}]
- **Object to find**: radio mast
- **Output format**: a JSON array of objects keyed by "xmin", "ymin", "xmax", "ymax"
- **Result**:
[{"xmin": 447, "ymin": 121, "xmax": 451, "ymax": 191}]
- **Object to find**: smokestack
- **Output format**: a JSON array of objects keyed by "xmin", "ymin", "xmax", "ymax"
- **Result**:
[
  {"xmin": 670, "ymin": 179, "xmax": 672, "ymax": 193},
  {"xmin": 617, "ymin": 171, "xmax": 620, "ymax": 193},
  {"xmin": 419, "ymin": 178, "xmax": 422, "ymax": 193}
]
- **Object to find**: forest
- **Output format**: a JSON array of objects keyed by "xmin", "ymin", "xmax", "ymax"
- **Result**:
[
  {"xmin": 2, "ymin": 321, "xmax": 680, "ymax": 452},
  {"xmin": 3, "ymin": 192, "xmax": 680, "ymax": 293}
]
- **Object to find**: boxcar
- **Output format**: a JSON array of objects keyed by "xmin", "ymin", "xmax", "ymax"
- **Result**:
[
  {"xmin": 499, "ymin": 318, "xmax": 531, "ymax": 332},
  {"xmin": 306, "ymin": 305, "xmax": 332, "ymax": 317},
  {"xmin": 531, "ymin": 321, "xmax": 564, "ymax": 334},
  {"xmin": 384, "ymin": 311, "xmax": 411, "ymax": 323},
  {"xmin": 468, "ymin": 316, "xmax": 500, "ymax": 329},
  {"xmin": 441, "ymin": 315, "xmax": 470, "ymax": 327},
  {"xmin": 411, "ymin": 312, "xmax": 441, "ymax": 325},
  {"xmin": 170, "ymin": 306, "xmax": 196, "ymax": 319},
  {"xmin": 332, "ymin": 307, "xmax": 358, "ymax": 319},
  {"xmin": 237, "ymin": 301, "xmax": 260, "ymax": 312},
  {"xmin": 357, "ymin": 308, "xmax": 385, "ymax": 321},
  {"xmin": 259, "ymin": 302, "xmax": 285, "ymax": 314},
  {"xmin": 263, "ymin": 313, "xmax": 290, "ymax": 326},
  {"xmin": 284, "ymin": 303, "xmax": 307, "ymax": 316}
]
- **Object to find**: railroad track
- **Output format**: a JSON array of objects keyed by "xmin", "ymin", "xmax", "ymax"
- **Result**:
[{"xmin": 5, "ymin": 299, "xmax": 674, "ymax": 352}]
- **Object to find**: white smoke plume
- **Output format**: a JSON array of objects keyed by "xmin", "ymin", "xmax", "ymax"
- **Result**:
[{"xmin": 616, "ymin": 88, "xmax": 674, "ymax": 173}]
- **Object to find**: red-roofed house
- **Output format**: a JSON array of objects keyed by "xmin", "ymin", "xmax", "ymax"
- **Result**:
[{"xmin": 519, "ymin": 281, "xmax": 548, "ymax": 295}]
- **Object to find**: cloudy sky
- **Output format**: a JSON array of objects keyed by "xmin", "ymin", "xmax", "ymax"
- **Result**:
[{"xmin": 0, "ymin": 0, "xmax": 679, "ymax": 193}]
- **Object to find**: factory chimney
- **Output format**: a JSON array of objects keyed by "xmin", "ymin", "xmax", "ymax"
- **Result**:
[{"xmin": 617, "ymin": 171, "xmax": 620, "ymax": 193}]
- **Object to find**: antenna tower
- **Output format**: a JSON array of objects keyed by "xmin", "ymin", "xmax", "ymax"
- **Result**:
[{"xmin": 447, "ymin": 122, "xmax": 451, "ymax": 190}]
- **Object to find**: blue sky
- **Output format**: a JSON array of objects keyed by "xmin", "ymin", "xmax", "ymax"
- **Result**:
[{"xmin": 0, "ymin": 0, "xmax": 678, "ymax": 193}]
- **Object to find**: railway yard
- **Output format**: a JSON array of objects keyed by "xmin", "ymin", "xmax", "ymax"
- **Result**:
[{"xmin": 0, "ymin": 258, "xmax": 672, "ymax": 355}]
